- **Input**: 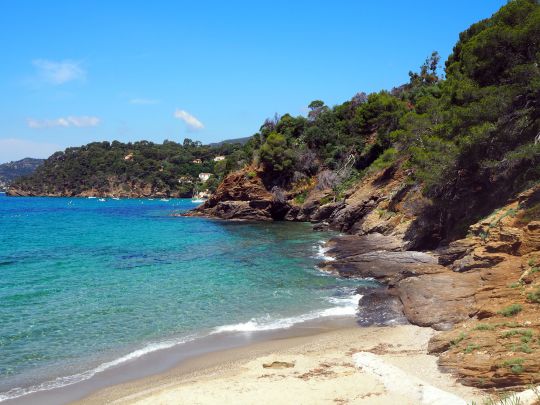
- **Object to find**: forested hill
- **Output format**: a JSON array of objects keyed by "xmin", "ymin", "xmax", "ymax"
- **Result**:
[
  {"xmin": 9, "ymin": 0, "xmax": 540, "ymax": 218},
  {"xmin": 7, "ymin": 139, "xmax": 255, "ymax": 197},
  {"xmin": 0, "ymin": 158, "xmax": 44, "ymax": 191},
  {"xmin": 192, "ymin": 0, "xmax": 540, "ymax": 242}
]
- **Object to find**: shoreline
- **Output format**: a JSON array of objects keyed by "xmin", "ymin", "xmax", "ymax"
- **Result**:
[
  {"xmin": 3, "ymin": 316, "xmax": 358, "ymax": 405},
  {"xmin": 74, "ymin": 324, "xmax": 486, "ymax": 405}
]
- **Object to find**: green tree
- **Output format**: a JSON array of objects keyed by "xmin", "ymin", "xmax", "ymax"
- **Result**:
[{"xmin": 259, "ymin": 132, "xmax": 295, "ymax": 174}]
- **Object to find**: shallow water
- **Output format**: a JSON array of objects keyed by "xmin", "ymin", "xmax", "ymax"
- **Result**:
[{"xmin": 0, "ymin": 196, "xmax": 373, "ymax": 401}]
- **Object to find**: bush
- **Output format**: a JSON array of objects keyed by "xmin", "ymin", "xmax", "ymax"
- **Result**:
[
  {"xmin": 498, "ymin": 304, "xmax": 523, "ymax": 317},
  {"xmin": 367, "ymin": 148, "xmax": 397, "ymax": 173},
  {"xmin": 501, "ymin": 358, "xmax": 525, "ymax": 374},
  {"xmin": 526, "ymin": 288, "xmax": 540, "ymax": 304},
  {"xmin": 259, "ymin": 132, "xmax": 295, "ymax": 175}
]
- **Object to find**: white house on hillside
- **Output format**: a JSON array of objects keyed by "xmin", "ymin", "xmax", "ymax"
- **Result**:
[
  {"xmin": 213, "ymin": 156, "xmax": 225, "ymax": 162},
  {"xmin": 198, "ymin": 173, "xmax": 212, "ymax": 182}
]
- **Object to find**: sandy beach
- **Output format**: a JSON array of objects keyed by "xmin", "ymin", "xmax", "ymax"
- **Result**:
[{"xmin": 75, "ymin": 325, "xmax": 486, "ymax": 405}]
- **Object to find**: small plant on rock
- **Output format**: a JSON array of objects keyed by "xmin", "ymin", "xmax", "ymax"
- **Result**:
[
  {"xmin": 527, "ymin": 288, "xmax": 540, "ymax": 303},
  {"xmin": 498, "ymin": 304, "xmax": 523, "ymax": 317},
  {"xmin": 464, "ymin": 343, "xmax": 481, "ymax": 354},
  {"xmin": 502, "ymin": 358, "xmax": 525, "ymax": 374}
]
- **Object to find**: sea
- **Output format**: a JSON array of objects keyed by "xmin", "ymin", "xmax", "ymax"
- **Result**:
[{"xmin": 0, "ymin": 194, "xmax": 377, "ymax": 402}]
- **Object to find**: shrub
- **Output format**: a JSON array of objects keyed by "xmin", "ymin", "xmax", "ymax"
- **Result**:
[
  {"xmin": 498, "ymin": 304, "xmax": 523, "ymax": 317},
  {"xmin": 502, "ymin": 358, "xmax": 525, "ymax": 374},
  {"xmin": 464, "ymin": 344, "xmax": 480, "ymax": 354},
  {"xmin": 367, "ymin": 148, "xmax": 397, "ymax": 173},
  {"xmin": 501, "ymin": 329, "xmax": 533, "ymax": 339},
  {"xmin": 474, "ymin": 324, "xmax": 495, "ymax": 331},
  {"xmin": 294, "ymin": 191, "xmax": 308, "ymax": 204},
  {"xmin": 526, "ymin": 288, "xmax": 540, "ymax": 303},
  {"xmin": 450, "ymin": 332, "xmax": 466, "ymax": 347}
]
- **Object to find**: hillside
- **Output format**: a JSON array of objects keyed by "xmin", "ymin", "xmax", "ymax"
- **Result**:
[
  {"xmin": 192, "ymin": 0, "xmax": 540, "ymax": 243},
  {"xmin": 7, "ymin": 139, "xmax": 254, "ymax": 197},
  {"xmin": 0, "ymin": 158, "xmax": 44, "ymax": 191},
  {"xmin": 187, "ymin": 0, "xmax": 540, "ymax": 389}
]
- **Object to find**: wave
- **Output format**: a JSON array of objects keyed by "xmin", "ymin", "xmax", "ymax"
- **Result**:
[
  {"xmin": 1, "ymin": 289, "xmax": 361, "ymax": 402},
  {"xmin": 0, "ymin": 334, "xmax": 197, "ymax": 403},
  {"xmin": 312, "ymin": 240, "xmax": 336, "ymax": 261},
  {"xmin": 1, "ymin": 237, "xmax": 351, "ymax": 402},
  {"xmin": 211, "ymin": 292, "xmax": 361, "ymax": 334}
]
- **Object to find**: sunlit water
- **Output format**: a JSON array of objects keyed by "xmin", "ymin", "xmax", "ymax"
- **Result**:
[{"xmin": 0, "ymin": 195, "xmax": 371, "ymax": 400}]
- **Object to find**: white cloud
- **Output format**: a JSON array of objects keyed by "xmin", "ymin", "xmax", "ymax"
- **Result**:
[
  {"xmin": 130, "ymin": 98, "xmax": 159, "ymax": 105},
  {"xmin": 0, "ymin": 138, "xmax": 60, "ymax": 163},
  {"xmin": 27, "ymin": 116, "xmax": 101, "ymax": 129},
  {"xmin": 32, "ymin": 59, "xmax": 86, "ymax": 85},
  {"xmin": 173, "ymin": 109, "xmax": 204, "ymax": 131}
]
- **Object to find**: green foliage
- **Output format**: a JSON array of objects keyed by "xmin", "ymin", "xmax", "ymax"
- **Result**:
[
  {"xmin": 501, "ymin": 358, "xmax": 525, "ymax": 374},
  {"xmin": 498, "ymin": 304, "xmax": 523, "ymax": 317},
  {"xmin": 450, "ymin": 332, "xmax": 467, "ymax": 347},
  {"xmin": 464, "ymin": 343, "xmax": 481, "ymax": 354},
  {"xmin": 12, "ymin": 0, "xmax": 540, "ymax": 228},
  {"xmin": 519, "ymin": 203, "xmax": 540, "ymax": 224},
  {"xmin": 501, "ymin": 329, "xmax": 533, "ymax": 339},
  {"xmin": 511, "ymin": 343, "xmax": 533, "ymax": 354},
  {"xmin": 367, "ymin": 148, "xmax": 397, "ymax": 173},
  {"xmin": 294, "ymin": 191, "xmax": 308, "ymax": 204},
  {"xmin": 334, "ymin": 169, "xmax": 365, "ymax": 200},
  {"xmin": 526, "ymin": 288, "xmax": 540, "ymax": 303},
  {"xmin": 12, "ymin": 139, "xmax": 249, "ymax": 196},
  {"xmin": 259, "ymin": 132, "xmax": 295, "ymax": 176},
  {"xmin": 474, "ymin": 323, "xmax": 495, "ymax": 331}
]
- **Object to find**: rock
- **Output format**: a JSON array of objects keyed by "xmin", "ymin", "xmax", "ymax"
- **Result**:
[
  {"xmin": 397, "ymin": 271, "xmax": 480, "ymax": 330},
  {"xmin": 262, "ymin": 361, "xmax": 295, "ymax": 369},
  {"xmin": 312, "ymin": 221, "xmax": 330, "ymax": 231},
  {"xmin": 310, "ymin": 202, "xmax": 344, "ymax": 222},
  {"xmin": 436, "ymin": 239, "xmax": 478, "ymax": 266},
  {"xmin": 187, "ymin": 168, "xmax": 290, "ymax": 221},
  {"xmin": 324, "ymin": 233, "xmax": 403, "ymax": 259},
  {"xmin": 321, "ymin": 250, "xmax": 440, "ymax": 284},
  {"xmin": 284, "ymin": 206, "xmax": 300, "ymax": 221},
  {"xmin": 356, "ymin": 287, "xmax": 408, "ymax": 326}
]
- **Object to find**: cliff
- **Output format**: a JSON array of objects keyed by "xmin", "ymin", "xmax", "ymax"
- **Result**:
[{"xmin": 189, "ymin": 147, "xmax": 540, "ymax": 390}]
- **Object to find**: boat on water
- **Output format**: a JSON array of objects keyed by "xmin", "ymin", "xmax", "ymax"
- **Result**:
[
  {"xmin": 88, "ymin": 196, "xmax": 97, "ymax": 199},
  {"xmin": 98, "ymin": 198, "xmax": 106, "ymax": 202},
  {"xmin": 112, "ymin": 197, "xmax": 120, "ymax": 200},
  {"xmin": 191, "ymin": 186, "xmax": 208, "ymax": 204},
  {"xmin": 160, "ymin": 198, "xmax": 170, "ymax": 202}
]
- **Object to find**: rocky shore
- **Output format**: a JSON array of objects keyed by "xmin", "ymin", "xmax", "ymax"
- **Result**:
[{"xmin": 188, "ymin": 166, "xmax": 540, "ymax": 390}]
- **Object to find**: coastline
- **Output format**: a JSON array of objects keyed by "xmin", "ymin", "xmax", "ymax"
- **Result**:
[
  {"xmin": 3, "ymin": 316, "xmax": 358, "ymax": 405},
  {"xmin": 75, "ymin": 324, "xmax": 485, "ymax": 405}
]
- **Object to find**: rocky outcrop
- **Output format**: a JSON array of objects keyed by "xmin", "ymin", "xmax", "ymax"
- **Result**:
[
  {"xmin": 190, "ymin": 162, "xmax": 540, "ymax": 390},
  {"xmin": 186, "ymin": 168, "xmax": 290, "ymax": 221},
  {"xmin": 423, "ymin": 188, "xmax": 540, "ymax": 388},
  {"xmin": 320, "ymin": 234, "xmax": 479, "ymax": 331},
  {"xmin": 193, "ymin": 163, "xmax": 438, "ymax": 249},
  {"xmin": 317, "ymin": 185, "xmax": 540, "ymax": 388}
]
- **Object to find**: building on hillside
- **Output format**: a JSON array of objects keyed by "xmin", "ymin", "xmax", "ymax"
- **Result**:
[
  {"xmin": 178, "ymin": 176, "xmax": 193, "ymax": 184},
  {"xmin": 124, "ymin": 153, "xmax": 133, "ymax": 161},
  {"xmin": 192, "ymin": 158, "xmax": 202, "ymax": 164},
  {"xmin": 213, "ymin": 156, "xmax": 226, "ymax": 162},
  {"xmin": 198, "ymin": 173, "xmax": 212, "ymax": 182}
]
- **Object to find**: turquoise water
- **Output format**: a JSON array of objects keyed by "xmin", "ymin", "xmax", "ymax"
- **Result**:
[{"xmin": 0, "ymin": 195, "xmax": 367, "ymax": 400}]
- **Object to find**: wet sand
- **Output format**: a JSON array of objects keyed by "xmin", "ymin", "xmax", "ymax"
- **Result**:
[{"xmin": 75, "ymin": 325, "xmax": 485, "ymax": 405}]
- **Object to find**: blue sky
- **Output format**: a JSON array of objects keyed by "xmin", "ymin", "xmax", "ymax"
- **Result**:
[{"xmin": 0, "ymin": 0, "xmax": 507, "ymax": 163}]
